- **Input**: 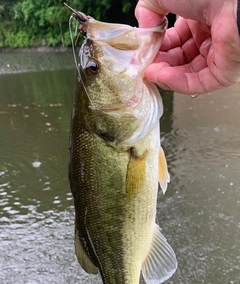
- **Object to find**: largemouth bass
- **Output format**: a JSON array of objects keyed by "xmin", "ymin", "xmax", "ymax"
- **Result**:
[{"xmin": 67, "ymin": 6, "xmax": 177, "ymax": 284}]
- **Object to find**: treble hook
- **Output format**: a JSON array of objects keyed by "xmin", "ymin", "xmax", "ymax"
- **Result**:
[{"xmin": 63, "ymin": 2, "xmax": 88, "ymax": 26}]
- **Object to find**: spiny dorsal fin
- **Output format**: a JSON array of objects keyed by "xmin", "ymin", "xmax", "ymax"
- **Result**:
[
  {"xmin": 75, "ymin": 230, "xmax": 98, "ymax": 274},
  {"xmin": 158, "ymin": 146, "xmax": 170, "ymax": 194},
  {"xmin": 142, "ymin": 224, "xmax": 177, "ymax": 284}
]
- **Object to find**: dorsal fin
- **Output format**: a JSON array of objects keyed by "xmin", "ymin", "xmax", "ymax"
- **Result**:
[{"xmin": 142, "ymin": 224, "xmax": 177, "ymax": 283}]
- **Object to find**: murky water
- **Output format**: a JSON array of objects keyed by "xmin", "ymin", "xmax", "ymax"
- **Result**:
[{"xmin": 0, "ymin": 53, "xmax": 239, "ymax": 284}]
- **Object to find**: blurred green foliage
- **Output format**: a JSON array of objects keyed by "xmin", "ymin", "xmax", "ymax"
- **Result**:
[{"xmin": 0, "ymin": 0, "xmax": 137, "ymax": 48}]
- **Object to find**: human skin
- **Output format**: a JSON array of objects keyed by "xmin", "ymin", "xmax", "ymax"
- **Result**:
[{"xmin": 135, "ymin": 0, "xmax": 240, "ymax": 95}]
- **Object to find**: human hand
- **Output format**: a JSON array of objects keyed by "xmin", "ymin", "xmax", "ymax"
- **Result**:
[{"xmin": 135, "ymin": 0, "xmax": 240, "ymax": 95}]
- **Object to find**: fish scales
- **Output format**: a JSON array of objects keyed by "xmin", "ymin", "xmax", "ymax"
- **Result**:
[
  {"xmin": 70, "ymin": 103, "xmax": 160, "ymax": 283},
  {"xmin": 67, "ymin": 7, "xmax": 177, "ymax": 284}
]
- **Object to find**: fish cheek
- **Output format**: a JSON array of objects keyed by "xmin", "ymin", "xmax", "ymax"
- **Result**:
[{"xmin": 126, "ymin": 147, "xmax": 147, "ymax": 199}]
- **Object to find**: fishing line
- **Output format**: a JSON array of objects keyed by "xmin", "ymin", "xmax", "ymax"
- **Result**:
[
  {"xmin": 69, "ymin": 14, "xmax": 80, "ymax": 78},
  {"xmin": 68, "ymin": 13, "xmax": 95, "ymax": 108}
]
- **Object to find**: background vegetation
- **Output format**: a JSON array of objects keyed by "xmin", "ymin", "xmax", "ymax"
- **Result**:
[{"xmin": 0, "ymin": 0, "xmax": 137, "ymax": 48}]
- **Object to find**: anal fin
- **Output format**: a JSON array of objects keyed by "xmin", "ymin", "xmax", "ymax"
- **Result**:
[
  {"xmin": 158, "ymin": 146, "xmax": 170, "ymax": 194},
  {"xmin": 75, "ymin": 229, "xmax": 98, "ymax": 274},
  {"xmin": 142, "ymin": 224, "xmax": 177, "ymax": 284}
]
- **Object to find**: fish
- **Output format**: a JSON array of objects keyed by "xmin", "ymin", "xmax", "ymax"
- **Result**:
[{"xmin": 67, "ymin": 8, "xmax": 177, "ymax": 284}]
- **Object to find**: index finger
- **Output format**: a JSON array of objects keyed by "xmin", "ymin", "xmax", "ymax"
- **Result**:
[
  {"xmin": 146, "ymin": 63, "xmax": 227, "ymax": 94},
  {"xmin": 160, "ymin": 18, "xmax": 193, "ymax": 51}
]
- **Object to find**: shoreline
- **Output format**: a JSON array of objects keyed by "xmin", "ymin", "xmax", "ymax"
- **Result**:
[
  {"xmin": 0, "ymin": 50, "xmax": 75, "ymax": 75},
  {"xmin": 0, "ymin": 46, "xmax": 72, "ymax": 53}
]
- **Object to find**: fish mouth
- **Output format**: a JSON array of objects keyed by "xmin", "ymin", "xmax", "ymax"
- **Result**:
[
  {"xmin": 86, "ymin": 17, "xmax": 168, "ymax": 50},
  {"xmin": 85, "ymin": 17, "xmax": 168, "ymax": 76}
]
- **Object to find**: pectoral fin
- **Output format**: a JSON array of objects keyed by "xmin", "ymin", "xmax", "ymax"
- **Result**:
[
  {"xmin": 158, "ymin": 146, "xmax": 170, "ymax": 194},
  {"xmin": 75, "ymin": 230, "xmax": 98, "ymax": 274},
  {"xmin": 126, "ymin": 148, "xmax": 147, "ymax": 199},
  {"xmin": 142, "ymin": 224, "xmax": 177, "ymax": 284}
]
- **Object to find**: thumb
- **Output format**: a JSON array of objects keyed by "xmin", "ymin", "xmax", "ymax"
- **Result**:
[{"xmin": 135, "ymin": 3, "xmax": 167, "ymax": 28}]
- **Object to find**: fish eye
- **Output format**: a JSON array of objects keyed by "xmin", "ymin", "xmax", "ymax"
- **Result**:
[{"xmin": 85, "ymin": 60, "xmax": 99, "ymax": 76}]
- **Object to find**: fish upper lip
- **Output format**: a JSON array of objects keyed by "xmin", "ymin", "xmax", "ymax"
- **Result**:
[
  {"xmin": 64, "ymin": 2, "xmax": 168, "ymax": 35},
  {"xmin": 63, "ymin": 2, "xmax": 88, "ymax": 25},
  {"xmin": 138, "ymin": 16, "xmax": 168, "ymax": 33}
]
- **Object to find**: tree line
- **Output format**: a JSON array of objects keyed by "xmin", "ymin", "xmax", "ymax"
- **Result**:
[{"xmin": 0, "ymin": 0, "xmax": 137, "ymax": 48}]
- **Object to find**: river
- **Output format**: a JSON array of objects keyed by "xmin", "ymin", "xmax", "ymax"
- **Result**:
[{"xmin": 0, "ymin": 52, "xmax": 239, "ymax": 284}]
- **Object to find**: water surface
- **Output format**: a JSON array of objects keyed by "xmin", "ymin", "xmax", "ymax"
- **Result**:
[{"xmin": 0, "ymin": 53, "xmax": 239, "ymax": 283}]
